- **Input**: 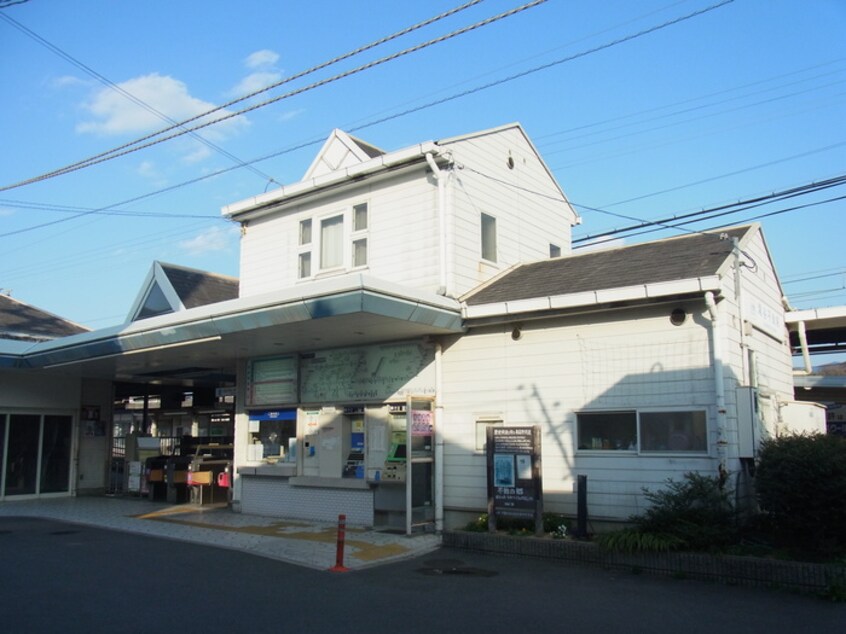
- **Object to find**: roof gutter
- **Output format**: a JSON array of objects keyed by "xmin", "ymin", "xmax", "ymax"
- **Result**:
[
  {"xmin": 223, "ymin": 142, "xmax": 443, "ymax": 222},
  {"xmin": 463, "ymin": 276, "xmax": 722, "ymax": 321}
]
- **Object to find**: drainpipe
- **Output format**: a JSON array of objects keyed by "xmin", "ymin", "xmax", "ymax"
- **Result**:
[
  {"xmin": 731, "ymin": 238, "xmax": 750, "ymax": 385},
  {"xmin": 426, "ymin": 152, "xmax": 449, "ymax": 297},
  {"xmin": 434, "ymin": 341, "xmax": 444, "ymax": 533},
  {"xmin": 705, "ymin": 291, "xmax": 728, "ymax": 477}
]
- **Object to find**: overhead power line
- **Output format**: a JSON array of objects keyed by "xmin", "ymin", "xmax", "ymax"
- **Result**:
[
  {"xmin": 0, "ymin": 198, "xmax": 217, "ymax": 219},
  {"xmin": 576, "ymin": 191, "xmax": 846, "ymax": 250},
  {"xmin": 0, "ymin": 0, "xmax": 542, "ymax": 192},
  {"xmin": 1, "ymin": 0, "xmax": 735, "ymax": 239},
  {"xmin": 573, "ymin": 174, "xmax": 846, "ymax": 243}
]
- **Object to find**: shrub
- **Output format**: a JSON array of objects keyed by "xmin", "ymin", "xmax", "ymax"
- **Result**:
[
  {"xmin": 596, "ymin": 527, "xmax": 684, "ymax": 553},
  {"xmin": 635, "ymin": 471, "xmax": 736, "ymax": 551},
  {"xmin": 600, "ymin": 472, "xmax": 736, "ymax": 553},
  {"xmin": 755, "ymin": 433, "xmax": 846, "ymax": 555}
]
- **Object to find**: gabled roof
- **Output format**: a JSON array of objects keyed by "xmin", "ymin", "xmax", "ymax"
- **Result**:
[
  {"xmin": 0, "ymin": 294, "xmax": 89, "ymax": 342},
  {"xmin": 302, "ymin": 129, "xmax": 385, "ymax": 180},
  {"xmin": 464, "ymin": 225, "xmax": 754, "ymax": 310},
  {"xmin": 127, "ymin": 262, "xmax": 239, "ymax": 322},
  {"xmin": 222, "ymin": 122, "xmax": 573, "ymax": 223}
]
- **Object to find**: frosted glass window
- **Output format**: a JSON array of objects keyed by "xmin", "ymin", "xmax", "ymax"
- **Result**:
[
  {"xmin": 298, "ymin": 252, "xmax": 311, "ymax": 279},
  {"xmin": 353, "ymin": 239, "xmax": 367, "ymax": 267},
  {"xmin": 320, "ymin": 215, "xmax": 343, "ymax": 269},
  {"xmin": 481, "ymin": 213, "xmax": 497, "ymax": 262},
  {"xmin": 299, "ymin": 219, "xmax": 312, "ymax": 245},
  {"xmin": 353, "ymin": 203, "xmax": 368, "ymax": 231}
]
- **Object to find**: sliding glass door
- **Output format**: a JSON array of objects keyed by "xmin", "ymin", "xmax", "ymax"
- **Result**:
[{"xmin": 2, "ymin": 413, "xmax": 73, "ymax": 497}]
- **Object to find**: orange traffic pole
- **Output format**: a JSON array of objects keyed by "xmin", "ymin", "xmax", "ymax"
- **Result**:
[{"xmin": 329, "ymin": 513, "xmax": 350, "ymax": 572}]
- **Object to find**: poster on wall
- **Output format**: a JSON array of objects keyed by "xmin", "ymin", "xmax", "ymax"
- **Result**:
[
  {"xmin": 486, "ymin": 426, "xmax": 543, "ymax": 535},
  {"xmin": 82, "ymin": 406, "xmax": 106, "ymax": 437}
]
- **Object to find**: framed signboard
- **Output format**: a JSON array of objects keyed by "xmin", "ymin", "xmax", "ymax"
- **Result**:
[
  {"xmin": 246, "ymin": 356, "xmax": 298, "ymax": 407},
  {"xmin": 486, "ymin": 425, "xmax": 543, "ymax": 535}
]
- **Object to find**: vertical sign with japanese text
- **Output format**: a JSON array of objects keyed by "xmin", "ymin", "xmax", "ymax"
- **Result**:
[{"xmin": 486, "ymin": 425, "xmax": 543, "ymax": 535}]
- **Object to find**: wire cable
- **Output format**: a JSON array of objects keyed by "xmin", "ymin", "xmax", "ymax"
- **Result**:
[
  {"xmin": 0, "ymin": 0, "xmax": 520, "ymax": 192},
  {"xmin": 573, "ymin": 173, "xmax": 846, "ymax": 243},
  {"xmin": 0, "ymin": 0, "xmax": 734, "ymax": 237}
]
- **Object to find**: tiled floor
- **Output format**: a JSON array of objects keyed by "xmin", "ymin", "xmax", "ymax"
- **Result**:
[{"xmin": 0, "ymin": 496, "xmax": 441, "ymax": 571}]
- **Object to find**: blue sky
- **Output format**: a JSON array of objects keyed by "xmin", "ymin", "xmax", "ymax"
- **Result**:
[{"xmin": 1, "ymin": 0, "xmax": 845, "ymax": 346}]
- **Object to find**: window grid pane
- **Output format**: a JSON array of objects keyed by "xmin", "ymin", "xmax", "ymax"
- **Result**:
[
  {"xmin": 353, "ymin": 238, "xmax": 367, "ymax": 267},
  {"xmin": 299, "ymin": 219, "xmax": 312, "ymax": 245},
  {"xmin": 353, "ymin": 203, "xmax": 368, "ymax": 232},
  {"xmin": 298, "ymin": 252, "xmax": 311, "ymax": 278}
]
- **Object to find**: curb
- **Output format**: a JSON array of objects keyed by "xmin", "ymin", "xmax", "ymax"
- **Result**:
[{"xmin": 443, "ymin": 530, "xmax": 846, "ymax": 594}]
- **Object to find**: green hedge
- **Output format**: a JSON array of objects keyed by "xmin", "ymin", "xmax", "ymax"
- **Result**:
[{"xmin": 755, "ymin": 433, "xmax": 846, "ymax": 555}]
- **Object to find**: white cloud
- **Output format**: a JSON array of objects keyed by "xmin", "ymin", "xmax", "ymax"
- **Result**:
[
  {"xmin": 179, "ymin": 225, "xmax": 237, "ymax": 255},
  {"xmin": 228, "ymin": 49, "xmax": 282, "ymax": 97},
  {"xmin": 277, "ymin": 108, "xmax": 305, "ymax": 122},
  {"xmin": 50, "ymin": 75, "xmax": 87, "ymax": 89},
  {"xmin": 77, "ymin": 73, "xmax": 248, "ymax": 141},
  {"xmin": 0, "ymin": 207, "xmax": 15, "ymax": 217},
  {"xmin": 246, "ymin": 49, "xmax": 279, "ymax": 69},
  {"xmin": 228, "ymin": 70, "xmax": 283, "ymax": 98},
  {"xmin": 136, "ymin": 160, "xmax": 168, "ymax": 186}
]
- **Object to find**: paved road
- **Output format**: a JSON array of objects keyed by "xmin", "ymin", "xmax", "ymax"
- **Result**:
[{"xmin": 1, "ymin": 517, "xmax": 843, "ymax": 633}]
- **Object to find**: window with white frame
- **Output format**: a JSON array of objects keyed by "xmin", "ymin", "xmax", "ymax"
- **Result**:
[
  {"xmin": 576, "ymin": 409, "xmax": 707, "ymax": 453},
  {"xmin": 320, "ymin": 214, "xmax": 344, "ymax": 270},
  {"xmin": 481, "ymin": 212, "xmax": 497, "ymax": 262},
  {"xmin": 296, "ymin": 202, "xmax": 369, "ymax": 279},
  {"xmin": 298, "ymin": 219, "xmax": 312, "ymax": 279}
]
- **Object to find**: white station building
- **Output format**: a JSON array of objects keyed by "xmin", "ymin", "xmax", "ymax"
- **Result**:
[{"xmin": 0, "ymin": 123, "xmax": 827, "ymax": 530}]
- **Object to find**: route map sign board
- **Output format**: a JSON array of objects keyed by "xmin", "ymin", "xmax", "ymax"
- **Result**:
[{"xmin": 486, "ymin": 425, "xmax": 543, "ymax": 535}]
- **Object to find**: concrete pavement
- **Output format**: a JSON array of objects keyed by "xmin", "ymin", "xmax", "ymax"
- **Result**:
[{"xmin": 0, "ymin": 496, "xmax": 440, "ymax": 571}]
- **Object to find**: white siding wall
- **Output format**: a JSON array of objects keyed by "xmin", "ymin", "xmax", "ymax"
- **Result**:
[
  {"xmin": 239, "ymin": 168, "xmax": 441, "ymax": 297},
  {"xmin": 441, "ymin": 127, "xmax": 574, "ymax": 297},
  {"xmin": 710, "ymin": 229, "xmax": 794, "ymax": 457},
  {"xmin": 726, "ymin": 230, "xmax": 794, "ymax": 444},
  {"xmin": 440, "ymin": 301, "xmax": 720, "ymax": 521}
]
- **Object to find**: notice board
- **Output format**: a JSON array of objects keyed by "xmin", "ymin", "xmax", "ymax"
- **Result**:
[{"xmin": 486, "ymin": 425, "xmax": 543, "ymax": 534}]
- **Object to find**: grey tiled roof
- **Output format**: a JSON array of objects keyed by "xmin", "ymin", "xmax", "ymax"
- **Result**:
[
  {"xmin": 159, "ymin": 263, "xmax": 239, "ymax": 309},
  {"xmin": 465, "ymin": 226, "xmax": 750, "ymax": 306},
  {"xmin": 0, "ymin": 294, "xmax": 89, "ymax": 341}
]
